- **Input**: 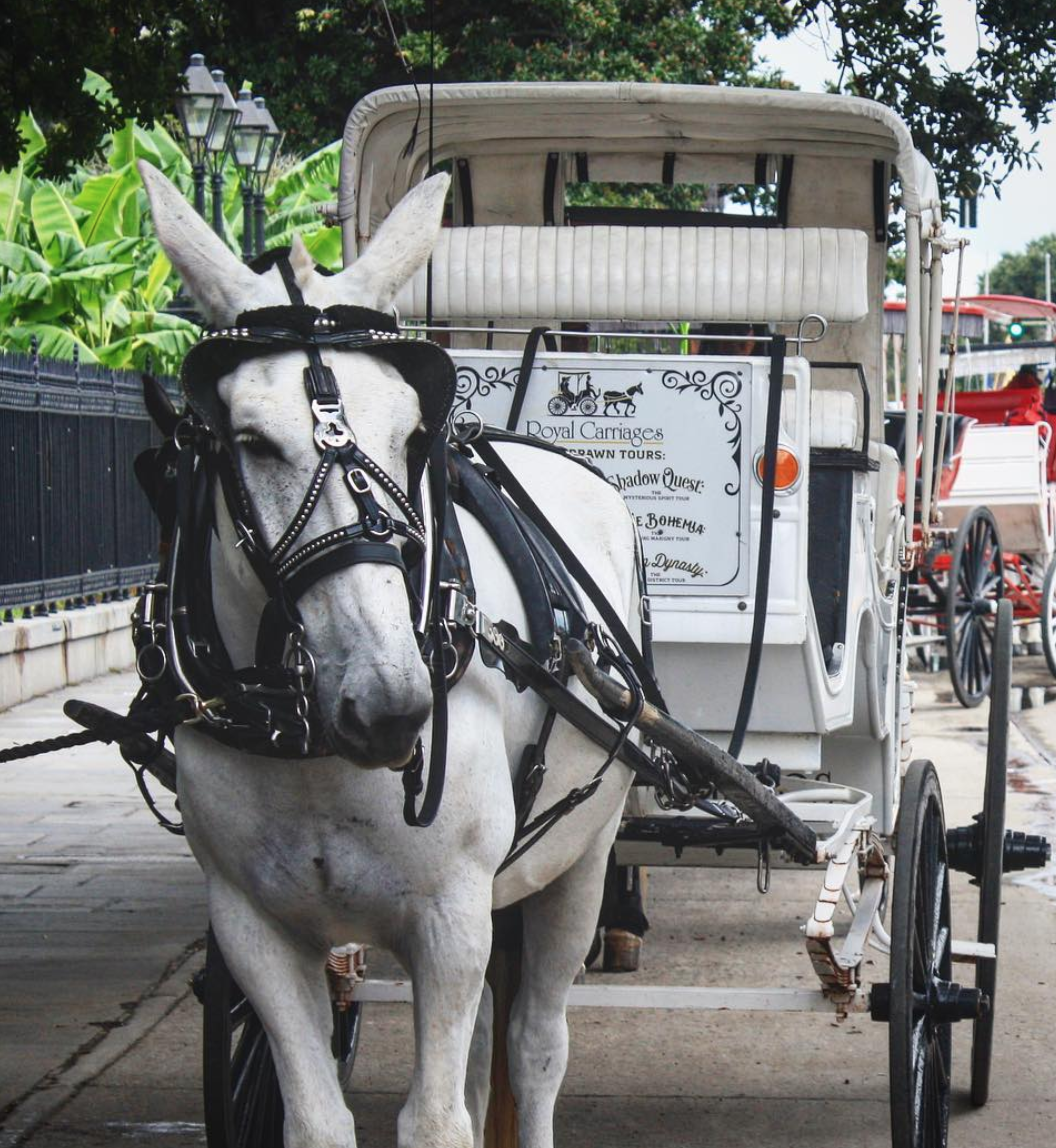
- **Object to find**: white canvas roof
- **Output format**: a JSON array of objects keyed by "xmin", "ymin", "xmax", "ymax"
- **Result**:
[{"xmin": 339, "ymin": 82, "xmax": 942, "ymax": 252}]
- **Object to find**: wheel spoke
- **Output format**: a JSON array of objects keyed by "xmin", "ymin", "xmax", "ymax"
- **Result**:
[{"xmin": 911, "ymin": 1018, "xmax": 928, "ymax": 1144}]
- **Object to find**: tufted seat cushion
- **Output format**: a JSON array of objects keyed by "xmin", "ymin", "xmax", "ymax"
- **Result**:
[{"xmin": 394, "ymin": 225, "xmax": 869, "ymax": 323}]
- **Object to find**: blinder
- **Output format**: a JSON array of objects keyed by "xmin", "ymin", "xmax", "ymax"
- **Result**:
[{"xmin": 180, "ymin": 303, "xmax": 456, "ymax": 494}]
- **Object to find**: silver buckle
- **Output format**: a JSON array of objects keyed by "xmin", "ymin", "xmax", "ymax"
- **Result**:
[
  {"xmin": 345, "ymin": 467, "xmax": 371, "ymax": 495},
  {"xmin": 311, "ymin": 400, "xmax": 354, "ymax": 450}
]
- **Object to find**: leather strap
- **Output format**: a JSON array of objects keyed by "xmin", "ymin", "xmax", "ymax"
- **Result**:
[
  {"xmin": 471, "ymin": 437, "xmax": 666, "ymax": 711},
  {"xmin": 727, "ymin": 335, "xmax": 786, "ymax": 760},
  {"xmin": 506, "ymin": 326, "xmax": 557, "ymax": 432}
]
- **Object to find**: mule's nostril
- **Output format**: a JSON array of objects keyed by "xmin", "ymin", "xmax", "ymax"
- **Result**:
[
  {"xmin": 338, "ymin": 697, "xmax": 364, "ymax": 738},
  {"xmin": 332, "ymin": 695, "xmax": 431, "ymax": 766}
]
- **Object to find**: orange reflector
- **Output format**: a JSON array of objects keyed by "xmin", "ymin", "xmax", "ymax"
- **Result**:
[{"xmin": 755, "ymin": 447, "xmax": 801, "ymax": 491}]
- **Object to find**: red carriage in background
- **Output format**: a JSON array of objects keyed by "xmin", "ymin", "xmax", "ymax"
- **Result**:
[{"xmin": 893, "ymin": 295, "xmax": 1056, "ymax": 705}]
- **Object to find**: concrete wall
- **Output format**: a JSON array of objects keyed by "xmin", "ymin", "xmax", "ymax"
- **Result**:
[{"xmin": 0, "ymin": 602, "xmax": 135, "ymax": 712}]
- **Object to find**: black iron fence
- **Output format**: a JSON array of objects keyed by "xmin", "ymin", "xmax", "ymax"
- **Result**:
[{"xmin": 0, "ymin": 345, "xmax": 177, "ymax": 613}]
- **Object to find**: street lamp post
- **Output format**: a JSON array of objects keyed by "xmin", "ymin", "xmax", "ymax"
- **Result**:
[
  {"xmin": 252, "ymin": 97, "xmax": 284, "ymax": 258},
  {"xmin": 174, "ymin": 54, "xmax": 221, "ymax": 217},
  {"xmin": 206, "ymin": 70, "xmax": 241, "ymax": 236},
  {"xmin": 230, "ymin": 88, "xmax": 266, "ymax": 263}
]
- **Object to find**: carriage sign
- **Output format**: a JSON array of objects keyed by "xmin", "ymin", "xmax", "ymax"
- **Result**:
[{"xmin": 452, "ymin": 352, "xmax": 752, "ymax": 596}]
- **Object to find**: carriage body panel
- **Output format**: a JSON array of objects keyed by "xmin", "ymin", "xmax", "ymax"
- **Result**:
[
  {"xmin": 337, "ymin": 82, "xmax": 935, "ymax": 841},
  {"xmin": 940, "ymin": 423, "xmax": 1056, "ymax": 558}
]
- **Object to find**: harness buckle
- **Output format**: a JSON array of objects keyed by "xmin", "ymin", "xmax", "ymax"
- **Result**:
[
  {"xmin": 234, "ymin": 520, "xmax": 257, "ymax": 554},
  {"xmin": 345, "ymin": 467, "xmax": 372, "ymax": 495}
]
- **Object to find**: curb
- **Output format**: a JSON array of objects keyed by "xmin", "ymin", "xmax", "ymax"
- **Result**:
[{"xmin": 0, "ymin": 941, "xmax": 203, "ymax": 1147}]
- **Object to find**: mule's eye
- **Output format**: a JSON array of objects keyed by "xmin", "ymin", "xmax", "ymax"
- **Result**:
[{"xmin": 234, "ymin": 430, "xmax": 282, "ymax": 460}]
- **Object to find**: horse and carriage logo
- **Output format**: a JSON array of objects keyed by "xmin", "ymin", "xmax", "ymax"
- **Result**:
[{"xmin": 547, "ymin": 371, "xmax": 644, "ymax": 417}]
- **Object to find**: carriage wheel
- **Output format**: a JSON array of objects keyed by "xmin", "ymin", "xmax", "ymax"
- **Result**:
[
  {"xmin": 1039, "ymin": 553, "xmax": 1056, "ymax": 678},
  {"xmin": 547, "ymin": 396, "xmax": 568, "ymax": 416},
  {"xmin": 202, "ymin": 930, "xmax": 362, "ymax": 1148},
  {"xmin": 946, "ymin": 508, "xmax": 1003, "ymax": 708},
  {"xmin": 874, "ymin": 761, "xmax": 987, "ymax": 1148},
  {"xmin": 579, "ymin": 397, "xmax": 598, "ymax": 415},
  {"xmin": 886, "ymin": 762, "xmax": 955, "ymax": 1147},
  {"xmin": 969, "ymin": 598, "xmax": 1011, "ymax": 1107}
]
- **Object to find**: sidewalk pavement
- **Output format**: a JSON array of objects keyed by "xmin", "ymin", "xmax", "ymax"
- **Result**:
[
  {"xmin": 0, "ymin": 671, "xmax": 206, "ymax": 1143},
  {"xmin": 1, "ymin": 666, "xmax": 1054, "ymax": 1147}
]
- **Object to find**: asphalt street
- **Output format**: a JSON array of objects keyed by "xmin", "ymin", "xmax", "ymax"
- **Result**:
[{"xmin": 1, "ymin": 665, "xmax": 1054, "ymax": 1148}]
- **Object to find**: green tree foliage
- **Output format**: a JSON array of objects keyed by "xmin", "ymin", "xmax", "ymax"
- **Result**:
[
  {"xmin": 176, "ymin": 2, "xmax": 793, "ymax": 160},
  {"xmin": 986, "ymin": 234, "xmax": 1056, "ymax": 300},
  {"xmin": 798, "ymin": 1, "xmax": 1056, "ymax": 199},
  {"xmin": 3, "ymin": 3, "xmax": 1053, "ymax": 200},
  {"xmin": 0, "ymin": 1, "xmax": 209, "ymax": 178}
]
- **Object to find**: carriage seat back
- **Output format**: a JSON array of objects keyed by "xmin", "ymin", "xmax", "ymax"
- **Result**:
[
  {"xmin": 954, "ymin": 388, "xmax": 1056, "ymax": 481},
  {"xmin": 394, "ymin": 225, "xmax": 870, "ymax": 324}
]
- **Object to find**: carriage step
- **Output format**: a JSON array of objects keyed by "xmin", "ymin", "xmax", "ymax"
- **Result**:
[{"xmin": 946, "ymin": 821, "xmax": 1051, "ymax": 880}]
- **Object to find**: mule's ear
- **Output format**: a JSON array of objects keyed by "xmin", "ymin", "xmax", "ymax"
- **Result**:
[
  {"xmin": 334, "ymin": 172, "xmax": 449, "ymax": 310},
  {"xmin": 138, "ymin": 161, "xmax": 274, "ymax": 325}
]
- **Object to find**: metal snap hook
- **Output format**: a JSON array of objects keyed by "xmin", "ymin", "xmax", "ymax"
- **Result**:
[{"xmin": 757, "ymin": 839, "xmax": 772, "ymax": 894}]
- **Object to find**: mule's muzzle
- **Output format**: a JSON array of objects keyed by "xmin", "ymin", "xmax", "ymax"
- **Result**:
[{"xmin": 330, "ymin": 696, "xmax": 430, "ymax": 769}]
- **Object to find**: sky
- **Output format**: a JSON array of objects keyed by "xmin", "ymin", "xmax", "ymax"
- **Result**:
[{"xmin": 757, "ymin": 0, "xmax": 1056, "ymax": 298}]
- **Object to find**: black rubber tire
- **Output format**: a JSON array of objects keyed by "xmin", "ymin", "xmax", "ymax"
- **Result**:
[
  {"xmin": 970, "ymin": 598, "xmax": 1011, "ymax": 1107},
  {"xmin": 202, "ymin": 930, "xmax": 361, "ymax": 1147},
  {"xmin": 889, "ymin": 760, "xmax": 953, "ymax": 1148},
  {"xmin": 946, "ymin": 508, "xmax": 1003, "ymax": 708},
  {"xmin": 1040, "ymin": 552, "xmax": 1056, "ymax": 679}
]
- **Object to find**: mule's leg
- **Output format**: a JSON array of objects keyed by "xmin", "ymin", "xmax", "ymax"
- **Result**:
[
  {"xmin": 209, "ymin": 881, "xmax": 356, "ymax": 1148},
  {"xmin": 398, "ymin": 888, "xmax": 493, "ymax": 1148},
  {"xmin": 465, "ymin": 981, "xmax": 494, "ymax": 1147},
  {"xmin": 507, "ymin": 837, "xmax": 611, "ymax": 1148}
]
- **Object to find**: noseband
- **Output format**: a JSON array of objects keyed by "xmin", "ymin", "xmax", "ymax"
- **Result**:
[{"xmin": 133, "ymin": 255, "xmax": 456, "ymax": 824}]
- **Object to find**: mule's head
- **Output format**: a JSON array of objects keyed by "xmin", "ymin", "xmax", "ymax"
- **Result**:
[{"xmin": 140, "ymin": 162, "xmax": 450, "ymax": 768}]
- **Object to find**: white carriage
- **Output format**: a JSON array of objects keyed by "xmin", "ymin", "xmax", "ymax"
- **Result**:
[
  {"xmin": 898, "ymin": 325, "xmax": 1056, "ymax": 704},
  {"xmin": 324, "ymin": 81, "xmax": 1043, "ymax": 1147}
]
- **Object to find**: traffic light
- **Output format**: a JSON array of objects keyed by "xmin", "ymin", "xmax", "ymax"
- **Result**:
[{"xmin": 1009, "ymin": 320, "xmax": 1026, "ymax": 341}]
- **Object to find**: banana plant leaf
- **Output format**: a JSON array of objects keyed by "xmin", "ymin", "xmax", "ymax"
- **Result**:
[
  {"xmin": 304, "ymin": 226, "xmax": 342, "ymax": 270},
  {"xmin": 6, "ymin": 323, "xmax": 100, "ymax": 363},
  {"xmin": 74, "ymin": 167, "xmax": 138, "ymax": 245},
  {"xmin": 17, "ymin": 113, "xmax": 46, "ymax": 172},
  {"xmin": 0, "ymin": 239, "xmax": 50, "ymax": 273},
  {"xmin": 31, "ymin": 183, "xmax": 86, "ymax": 256},
  {"xmin": 0, "ymin": 166, "xmax": 27, "ymax": 241},
  {"xmin": 109, "ymin": 121, "xmax": 163, "ymax": 171}
]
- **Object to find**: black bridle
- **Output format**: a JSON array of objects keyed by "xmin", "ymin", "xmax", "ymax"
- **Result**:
[{"xmin": 141, "ymin": 256, "xmax": 457, "ymax": 825}]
